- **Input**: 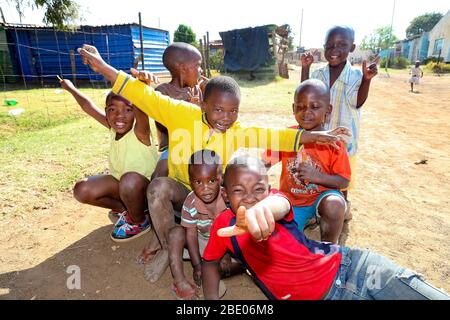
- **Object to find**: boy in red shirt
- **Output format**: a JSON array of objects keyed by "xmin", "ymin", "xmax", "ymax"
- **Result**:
[
  {"xmin": 264, "ymin": 79, "xmax": 350, "ymax": 243},
  {"xmin": 202, "ymin": 155, "xmax": 449, "ymax": 300}
]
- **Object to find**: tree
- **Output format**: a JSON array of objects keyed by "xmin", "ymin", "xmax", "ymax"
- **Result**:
[
  {"xmin": 360, "ymin": 25, "xmax": 399, "ymax": 54},
  {"xmin": 9, "ymin": 0, "xmax": 81, "ymax": 29},
  {"xmin": 173, "ymin": 24, "xmax": 196, "ymax": 45},
  {"xmin": 406, "ymin": 12, "xmax": 443, "ymax": 38}
]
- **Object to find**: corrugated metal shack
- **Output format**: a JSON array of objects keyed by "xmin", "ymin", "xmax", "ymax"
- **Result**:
[{"xmin": 0, "ymin": 23, "xmax": 170, "ymax": 83}]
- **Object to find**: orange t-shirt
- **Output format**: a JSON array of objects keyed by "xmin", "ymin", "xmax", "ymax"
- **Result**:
[{"xmin": 264, "ymin": 126, "xmax": 351, "ymax": 207}]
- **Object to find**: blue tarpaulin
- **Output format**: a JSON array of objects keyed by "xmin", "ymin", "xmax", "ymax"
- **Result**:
[{"xmin": 219, "ymin": 26, "xmax": 270, "ymax": 72}]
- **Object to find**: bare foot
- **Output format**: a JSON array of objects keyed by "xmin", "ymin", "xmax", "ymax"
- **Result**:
[
  {"xmin": 144, "ymin": 248, "xmax": 169, "ymax": 283},
  {"xmin": 136, "ymin": 248, "xmax": 158, "ymax": 265}
]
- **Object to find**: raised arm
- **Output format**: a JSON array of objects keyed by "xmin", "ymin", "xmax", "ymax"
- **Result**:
[
  {"xmin": 129, "ymin": 68, "xmax": 161, "ymax": 146},
  {"xmin": 77, "ymin": 45, "xmax": 118, "ymax": 84},
  {"xmin": 59, "ymin": 78, "xmax": 109, "ymax": 128},
  {"xmin": 357, "ymin": 57, "xmax": 379, "ymax": 108},
  {"xmin": 300, "ymin": 52, "xmax": 314, "ymax": 82}
]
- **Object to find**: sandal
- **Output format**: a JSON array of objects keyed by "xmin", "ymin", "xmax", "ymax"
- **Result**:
[{"xmin": 171, "ymin": 282, "xmax": 197, "ymax": 300}]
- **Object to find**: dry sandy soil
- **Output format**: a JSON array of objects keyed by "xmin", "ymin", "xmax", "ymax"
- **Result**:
[{"xmin": 0, "ymin": 69, "xmax": 449, "ymax": 300}]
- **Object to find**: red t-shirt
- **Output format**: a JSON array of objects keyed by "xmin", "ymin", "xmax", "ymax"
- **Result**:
[
  {"xmin": 203, "ymin": 190, "xmax": 342, "ymax": 300},
  {"xmin": 264, "ymin": 126, "xmax": 351, "ymax": 206}
]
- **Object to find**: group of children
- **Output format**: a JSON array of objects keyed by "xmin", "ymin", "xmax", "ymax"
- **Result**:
[{"xmin": 61, "ymin": 25, "xmax": 448, "ymax": 300}]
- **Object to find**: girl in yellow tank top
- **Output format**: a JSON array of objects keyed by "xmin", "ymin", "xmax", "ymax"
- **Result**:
[{"xmin": 60, "ymin": 75, "xmax": 159, "ymax": 243}]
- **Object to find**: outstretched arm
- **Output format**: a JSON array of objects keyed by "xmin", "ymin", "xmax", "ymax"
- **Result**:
[
  {"xmin": 59, "ymin": 77, "xmax": 109, "ymax": 128},
  {"xmin": 217, "ymin": 195, "xmax": 290, "ymax": 241},
  {"xmin": 300, "ymin": 127, "xmax": 352, "ymax": 150}
]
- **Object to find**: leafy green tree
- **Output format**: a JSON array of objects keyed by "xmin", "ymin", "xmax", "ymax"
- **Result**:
[
  {"xmin": 360, "ymin": 25, "xmax": 399, "ymax": 54},
  {"xmin": 173, "ymin": 24, "xmax": 197, "ymax": 45},
  {"xmin": 9, "ymin": 0, "xmax": 81, "ymax": 29},
  {"xmin": 406, "ymin": 12, "xmax": 443, "ymax": 38}
]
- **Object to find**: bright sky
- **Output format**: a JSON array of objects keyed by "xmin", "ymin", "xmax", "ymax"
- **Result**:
[{"xmin": 2, "ymin": 0, "xmax": 449, "ymax": 48}]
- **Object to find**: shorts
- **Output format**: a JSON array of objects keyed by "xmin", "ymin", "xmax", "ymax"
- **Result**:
[
  {"xmin": 409, "ymin": 76, "xmax": 420, "ymax": 84},
  {"xmin": 159, "ymin": 149, "xmax": 168, "ymax": 161},
  {"xmin": 292, "ymin": 190, "xmax": 346, "ymax": 230}
]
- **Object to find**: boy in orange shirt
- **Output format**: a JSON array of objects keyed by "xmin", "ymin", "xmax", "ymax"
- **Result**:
[{"xmin": 264, "ymin": 79, "xmax": 350, "ymax": 243}]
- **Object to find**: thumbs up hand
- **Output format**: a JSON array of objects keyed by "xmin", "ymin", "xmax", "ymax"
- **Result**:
[{"xmin": 217, "ymin": 205, "xmax": 275, "ymax": 241}]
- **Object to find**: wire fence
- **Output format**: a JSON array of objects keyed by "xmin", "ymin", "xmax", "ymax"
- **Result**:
[{"xmin": 0, "ymin": 23, "xmax": 171, "ymax": 133}]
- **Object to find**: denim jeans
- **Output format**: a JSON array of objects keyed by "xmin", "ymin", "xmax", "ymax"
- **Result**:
[{"xmin": 323, "ymin": 247, "xmax": 450, "ymax": 300}]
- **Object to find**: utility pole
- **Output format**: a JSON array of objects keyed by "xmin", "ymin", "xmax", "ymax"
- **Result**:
[
  {"xmin": 0, "ymin": 6, "xmax": 6, "ymax": 23},
  {"xmin": 138, "ymin": 12, "xmax": 145, "ymax": 70},
  {"xmin": 299, "ymin": 8, "xmax": 304, "ymax": 50},
  {"xmin": 385, "ymin": 0, "xmax": 396, "ymax": 76}
]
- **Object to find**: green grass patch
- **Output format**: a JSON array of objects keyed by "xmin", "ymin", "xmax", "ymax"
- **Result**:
[{"xmin": 0, "ymin": 87, "xmax": 108, "ymax": 139}]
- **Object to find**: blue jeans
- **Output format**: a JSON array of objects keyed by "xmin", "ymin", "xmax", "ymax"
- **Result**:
[{"xmin": 323, "ymin": 247, "xmax": 449, "ymax": 300}]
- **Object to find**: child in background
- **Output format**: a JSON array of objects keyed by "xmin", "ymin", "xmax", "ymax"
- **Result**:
[
  {"xmin": 201, "ymin": 155, "xmax": 449, "ymax": 300},
  {"xmin": 77, "ymin": 44, "xmax": 350, "ymax": 283},
  {"xmin": 168, "ymin": 149, "xmax": 243, "ymax": 299},
  {"xmin": 152, "ymin": 42, "xmax": 208, "ymax": 179},
  {"xmin": 60, "ymin": 78, "xmax": 158, "ymax": 242},
  {"xmin": 264, "ymin": 79, "xmax": 350, "ymax": 243},
  {"xmin": 301, "ymin": 25, "xmax": 378, "ymax": 198},
  {"xmin": 409, "ymin": 60, "xmax": 423, "ymax": 93}
]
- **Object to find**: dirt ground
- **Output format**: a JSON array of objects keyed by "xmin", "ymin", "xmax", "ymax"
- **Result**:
[{"xmin": 0, "ymin": 69, "xmax": 449, "ymax": 300}]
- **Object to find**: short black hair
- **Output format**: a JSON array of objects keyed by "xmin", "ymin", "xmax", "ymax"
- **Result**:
[
  {"xmin": 325, "ymin": 25, "xmax": 355, "ymax": 44},
  {"xmin": 203, "ymin": 76, "xmax": 241, "ymax": 102},
  {"xmin": 162, "ymin": 42, "xmax": 201, "ymax": 75},
  {"xmin": 188, "ymin": 149, "xmax": 222, "ymax": 175},
  {"xmin": 105, "ymin": 91, "xmax": 132, "ymax": 108},
  {"xmin": 223, "ymin": 155, "xmax": 267, "ymax": 188},
  {"xmin": 294, "ymin": 79, "xmax": 330, "ymax": 104}
]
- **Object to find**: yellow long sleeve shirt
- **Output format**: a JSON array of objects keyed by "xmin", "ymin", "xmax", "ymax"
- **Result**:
[{"xmin": 112, "ymin": 71, "xmax": 303, "ymax": 190}]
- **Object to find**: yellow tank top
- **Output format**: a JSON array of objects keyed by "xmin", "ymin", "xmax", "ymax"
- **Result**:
[{"xmin": 109, "ymin": 128, "xmax": 158, "ymax": 180}]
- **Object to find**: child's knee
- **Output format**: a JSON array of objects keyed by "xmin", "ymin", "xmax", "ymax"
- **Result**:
[
  {"xmin": 119, "ymin": 172, "xmax": 147, "ymax": 194},
  {"xmin": 147, "ymin": 177, "xmax": 172, "ymax": 200},
  {"xmin": 73, "ymin": 179, "xmax": 91, "ymax": 203},
  {"xmin": 319, "ymin": 196, "xmax": 346, "ymax": 221}
]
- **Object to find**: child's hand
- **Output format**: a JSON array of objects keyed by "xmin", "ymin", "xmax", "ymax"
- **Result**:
[
  {"xmin": 58, "ymin": 77, "xmax": 75, "ymax": 91},
  {"xmin": 130, "ymin": 68, "xmax": 160, "ymax": 86},
  {"xmin": 328, "ymin": 126, "xmax": 352, "ymax": 145},
  {"xmin": 217, "ymin": 205, "xmax": 275, "ymax": 241},
  {"xmin": 297, "ymin": 162, "xmax": 321, "ymax": 183},
  {"xmin": 300, "ymin": 52, "xmax": 314, "ymax": 68},
  {"xmin": 77, "ymin": 44, "xmax": 106, "ymax": 73},
  {"xmin": 193, "ymin": 263, "xmax": 202, "ymax": 287},
  {"xmin": 362, "ymin": 56, "xmax": 380, "ymax": 81},
  {"xmin": 312, "ymin": 127, "xmax": 352, "ymax": 149},
  {"xmin": 198, "ymin": 75, "xmax": 209, "ymax": 93},
  {"xmin": 187, "ymin": 86, "xmax": 202, "ymax": 106}
]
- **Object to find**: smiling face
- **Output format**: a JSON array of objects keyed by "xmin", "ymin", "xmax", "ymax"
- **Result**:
[
  {"xmin": 202, "ymin": 88, "xmax": 240, "ymax": 133},
  {"xmin": 324, "ymin": 29, "xmax": 355, "ymax": 67},
  {"xmin": 293, "ymin": 84, "xmax": 331, "ymax": 131},
  {"xmin": 223, "ymin": 165, "xmax": 270, "ymax": 213},
  {"xmin": 189, "ymin": 163, "xmax": 222, "ymax": 204},
  {"xmin": 105, "ymin": 98, "xmax": 134, "ymax": 135}
]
